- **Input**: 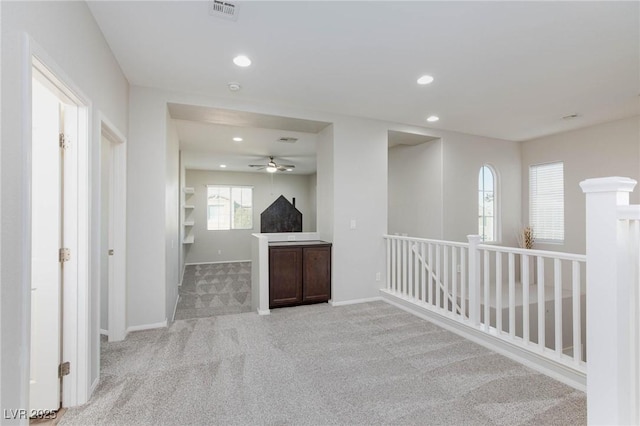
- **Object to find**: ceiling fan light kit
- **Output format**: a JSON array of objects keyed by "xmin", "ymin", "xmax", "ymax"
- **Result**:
[{"xmin": 249, "ymin": 156, "xmax": 295, "ymax": 173}]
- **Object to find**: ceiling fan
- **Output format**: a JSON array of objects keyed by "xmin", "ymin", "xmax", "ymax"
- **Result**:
[{"xmin": 248, "ymin": 156, "xmax": 295, "ymax": 173}]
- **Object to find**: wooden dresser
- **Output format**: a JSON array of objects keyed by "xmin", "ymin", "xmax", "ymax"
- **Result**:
[{"xmin": 268, "ymin": 241, "xmax": 332, "ymax": 308}]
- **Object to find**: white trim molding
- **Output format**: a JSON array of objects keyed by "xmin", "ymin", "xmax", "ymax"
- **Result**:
[
  {"xmin": 330, "ymin": 296, "xmax": 382, "ymax": 307},
  {"xmin": 28, "ymin": 35, "xmax": 93, "ymax": 408},
  {"xmin": 126, "ymin": 320, "xmax": 168, "ymax": 334},
  {"xmin": 100, "ymin": 112, "xmax": 127, "ymax": 343}
]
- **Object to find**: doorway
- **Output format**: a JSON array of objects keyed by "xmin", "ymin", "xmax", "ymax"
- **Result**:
[
  {"xmin": 28, "ymin": 51, "xmax": 90, "ymax": 410},
  {"xmin": 29, "ymin": 62, "xmax": 82, "ymax": 412},
  {"xmin": 99, "ymin": 116, "xmax": 127, "ymax": 343}
]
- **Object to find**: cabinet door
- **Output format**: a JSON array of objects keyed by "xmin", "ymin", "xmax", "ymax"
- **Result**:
[
  {"xmin": 302, "ymin": 246, "xmax": 331, "ymax": 303},
  {"xmin": 269, "ymin": 247, "xmax": 302, "ymax": 307}
]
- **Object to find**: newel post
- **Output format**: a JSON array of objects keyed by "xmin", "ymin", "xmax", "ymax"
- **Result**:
[
  {"xmin": 580, "ymin": 176, "xmax": 637, "ymax": 425},
  {"xmin": 467, "ymin": 235, "xmax": 482, "ymax": 326}
]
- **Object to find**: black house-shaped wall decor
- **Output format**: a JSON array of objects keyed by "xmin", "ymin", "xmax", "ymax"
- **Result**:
[{"xmin": 261, "ymin": 195, "xmax": 302, "ymax": 233}]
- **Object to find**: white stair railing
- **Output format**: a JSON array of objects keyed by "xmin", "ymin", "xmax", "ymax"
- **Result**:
[
  {"xmin": 384, "ymin": 176, "xmax": 640, "ymax": 422},
  {"xmin": 383, "ymin": 234, "xmax": 587, "ymax": 389},
  {"xmin": 410, "ymin": 243, "xmax": 462, "ymax": 315}
]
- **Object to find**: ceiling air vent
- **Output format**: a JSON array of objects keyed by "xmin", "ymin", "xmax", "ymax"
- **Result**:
[
  {"xmin": 209, "ymin": 0, "xmax": 239, "ymax": 21},
  {"xmin": 277, "ymin": 137, "xmax": 298, "ymax": 144}
]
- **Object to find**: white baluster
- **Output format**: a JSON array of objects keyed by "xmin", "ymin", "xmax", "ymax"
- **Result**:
[
  {"xmin": 484, "ymin": 250, "xmax": 490, "ymax": 331},
  {"xmin": 408, "ymin": 242, "xmax": 413, "ymax": 299},
  {"xmin": 421, "ymin": 242, "xmax": 426, "ymax": 303},
  {"xmin": 402, "ymin": 240, "xmax": 407, "ymax": 296},
  {"xmin": 509, "ymin": 253, "xmax": 515, "ymax": 338},
  {"xmin": 461, "ymin": 248, "xmax": 467, "ymax": 319},
  {"xmin": 572, "ymin": 261, "xmax": 581, "ymax": 364},
  {"xmin": 386, "ymin": 238, "xmax": 391, "ymax": 291},
  {"xmin": 523, "ymin": 254, "xmax": 530, "ymax": 344},
  {"xmin": 554, "ymin": 259, "xmax": 562, "ymax": 356},
  {"xmin": 444, "ymin": 246, "xmax": 449, "ymax": 314},
  {"xmin": 537, "ymin": 256, "xmax": 545, "ymax": 350},
  {"xmin": 468, "ymin": 235, "xmax": 481, "ymax": 326},
  {"xmin": 452, "ymin": 247, "xmax": 458, "ymax": 317},
  {"xmin": 436, "ymin": 244, "xmax": 441, "ymax": 309},
  {"xmin": 428, "ymin": 243, "xmax": 433, "ymax": 306},
  {"xmin": 496, "ymin": 252, "xmax": 502, "ymax": 334}
]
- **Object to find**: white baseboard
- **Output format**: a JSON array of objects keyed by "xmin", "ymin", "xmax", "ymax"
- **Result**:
[
  {"xmin": 172, "ymin": 294, "xmax": 179, "ymax": 322},
  {"xmin": 330, "ymin": 296, "xmax": 382, "ymax": 307},
  {"xmin": 257, "ymin": 308, "xmax": 270, "ymax": 315},
  {"xmin": 185, "ymin": 260, "xmax": 251, "ymax": 266},
  {"xmin": 379, "ymin": 289, "xmax": 586, "ymax": 392},
  {"xmin": 89, "ymin": 376, "xmax": 99, "ymax": 397},
  {"xmin": 126, "ymin": 320, "xmax": 168, "ymax": 334},
  {"xmin": 99, "ymin": 328, "xmax": 109, "ymax": 336}
]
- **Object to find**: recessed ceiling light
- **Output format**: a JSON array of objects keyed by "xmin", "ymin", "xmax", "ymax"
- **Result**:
[
  {"xmin": 228, "ymin": 82, "xmax": 241, "ymax": 92},
  {"xmin": 233, "ymin": 137, "xmax": 243, "ymax": 142},
  {"xmin": 220, "ymin": 164, "xmax": 227, "ymax": 168},
  {"xmin": 417, "ymin": 75, "xmax": 434, "ymax": 85},
  {"xmin": 426, "ymin": 115, "xmax": 439, "ymax": 122},
  {"xmin": 233, "ymin": 55, "xmax": 251, "ymax": 67}
]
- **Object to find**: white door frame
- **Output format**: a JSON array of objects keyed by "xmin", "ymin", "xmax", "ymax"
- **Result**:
[
  {"xmin": 99, "ymin": 114, "xmax": 127, "ymax": 342},
  {"xmin": 25, "ymin": 36, "xmax": 91, "ymax": 407}
]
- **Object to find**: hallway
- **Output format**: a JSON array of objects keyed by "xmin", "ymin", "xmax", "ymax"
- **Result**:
[
  {"xmin": 61, "ymin": 302, "xmax": 586, "ymax": 425},
  {"xmin": 175, "ymin": 262, "xmax": 252, "ymax": 320}
]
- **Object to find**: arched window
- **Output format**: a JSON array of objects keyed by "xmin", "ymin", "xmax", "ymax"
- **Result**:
[{"xmin": 478, "ymin": 165, "xmax": 497, "ymax": 242}]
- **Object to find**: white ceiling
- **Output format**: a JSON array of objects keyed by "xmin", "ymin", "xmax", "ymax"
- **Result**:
[
  {"xmin": 176, "ymin": 119, "xmax": 319, "ymax": 174},
  {"xmin": 89, "ymin": 1, "xmax": 639, "ymax": 149}
]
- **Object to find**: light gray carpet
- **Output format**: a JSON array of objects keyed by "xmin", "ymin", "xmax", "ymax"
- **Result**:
[
  {"xmin": 61, "ymin": 301, "xmax": 586, "ymax": 425},
  {"xmin": 175, "ymin": 262, "xmax": 252, "ymax": 320}
]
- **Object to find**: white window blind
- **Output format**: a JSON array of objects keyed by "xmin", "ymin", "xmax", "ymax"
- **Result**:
[{"xmin": 529, "ymin": 162, "xmax": 564, "ymax": 242}]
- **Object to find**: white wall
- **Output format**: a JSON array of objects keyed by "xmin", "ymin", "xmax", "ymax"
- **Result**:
[
  {"xmin": 521, "ymin": 115, "xmax": 640, "ymax": 255},
  {"xmin": 124, "ymin": 86, "xmax": 527, "ymax": 318},
  {"xmin": 308, "ymin": 173, "xmax": 317, "ymax": 232},
  {"xmin": 331, "ymin": 118, "xmax": 389, "ymax": 302},
  {"xmin": 127, "ymin": 87, "xmax": 168, "ymax": 328},
  {"xmin": 441, "ymin": 133, "xmax": 522, "ymax": 246},
  {"xmin": 384, "ymin": 125, "xmax": 522, "ymax": 246},
  {"xmin": 184, "ymin": 169, "xmax": 316, "ymax": 264},
  {"xmin": 1, "ymin": 0, "xmax": 129, "ymax": 414},
  {"xmin": 388, "ymin": 140, "xmax": 443, "ymax": 238},
  {"xmin": 316, "ymin": 125, "xmax": 334, "ymax": 243},
  {"xmin": 165, "ymin": 112, "xmax": 179, "ymax": 323}
]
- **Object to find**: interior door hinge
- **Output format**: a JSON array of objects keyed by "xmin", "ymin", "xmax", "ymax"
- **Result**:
[
  {"xmin": 58, "ymin": 362, "xmax": 70, "ymax": 378},
  {"xmin": 59, "ymin": 248, "xmax": 71, "ymax": 263},
  {"xmin": 59, "ymin": 133, "xmax": 69, "ymax": 150}
]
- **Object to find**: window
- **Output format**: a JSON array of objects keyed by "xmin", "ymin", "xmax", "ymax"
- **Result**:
[
  {"xmin": 207, "ymin": 185, "xmax": 253, "ymax": 230},
  {"xmin": 529, "ymin": 162, "xmax": 564, "ymax": 242},
  {"xmin": 478, "ymin": 165, "xmax": 496, "ymax": 242}
]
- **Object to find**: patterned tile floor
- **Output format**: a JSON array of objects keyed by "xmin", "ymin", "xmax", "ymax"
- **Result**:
[{"xmin": 174, "ymin": 262, "xmax": 251, "ymax": 320}]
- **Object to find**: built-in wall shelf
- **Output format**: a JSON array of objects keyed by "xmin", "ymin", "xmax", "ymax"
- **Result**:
[{"xmin": 182, "ymin": 187, "xmax": 195, "ymax": 245}]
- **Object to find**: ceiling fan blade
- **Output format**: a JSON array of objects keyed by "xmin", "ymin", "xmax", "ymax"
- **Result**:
[
  {"xmin": 248, "ymin": 164, "xmax": 266, "ymax": 169},
  {"xmin": 280, "ymin": 164, "xmax": 295, "ymax": 168}
]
